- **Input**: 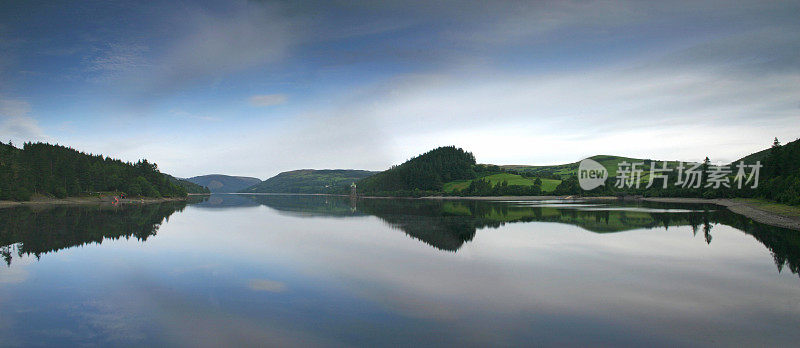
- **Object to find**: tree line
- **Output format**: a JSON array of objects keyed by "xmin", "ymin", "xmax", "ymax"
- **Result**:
[
  {"xmin": 453, "ymin": 177, "xmax": 543, "ymax": 196},
  {"xmin": 759, "ymin": 138, "xmax": 800, "ymax": 205},
  {"xmin": 354, "ymin": 138, "xmax": 799, "ymax": 204},
  {"xmin": 0, "ymin": 141, "xmax": 196, "ymax": 201}
]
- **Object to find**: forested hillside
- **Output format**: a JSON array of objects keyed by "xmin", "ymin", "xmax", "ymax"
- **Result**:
[
  {"xmin": 357, "ymin": 146, "xmax": 477, "ymax": 196},
  {"xmin": 241, "ymin": 169, "xmax": 374, "ymax": 194},
  {"xmin": 546, "ymin": 138, "xmax": 800, "ymax": 205},
  {"xmin": 0, "ymin": 142, "xmax": 188, "ymax": 201},
  {"xmin": 759, "ymin": 138, "xmax": 800, "ymax": 205}
]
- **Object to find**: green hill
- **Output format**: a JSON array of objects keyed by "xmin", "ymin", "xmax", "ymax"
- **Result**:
[
  {"xmin": 357, "ymin": 146, "xmax": 477, "ymax": 196},
  {"xmin": 241, "ymin": 169, "xmax": 376, "ymax": 194},
  {"xmin": 439, "ymin": 155, "xmax": 661, "ymax": 196},
  {"xmin": 187, "ymin": 174, "xmax": 261, "ymax": 193},
  {"xmin": 357, "ymin": 150, "xmax": 677, "ymax": 197}
]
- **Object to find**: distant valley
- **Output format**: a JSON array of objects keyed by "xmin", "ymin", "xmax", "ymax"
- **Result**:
[{"xmin": 186, "ymin": 175, "xmax": 262, "ymax": 193}]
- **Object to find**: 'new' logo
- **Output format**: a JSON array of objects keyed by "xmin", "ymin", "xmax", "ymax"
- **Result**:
[{"xmin": 578, "ymin": 158, "xmax": 608, "ymax": 190}]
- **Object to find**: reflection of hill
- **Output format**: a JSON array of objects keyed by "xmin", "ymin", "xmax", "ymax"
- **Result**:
[
  {"xmin": 0, "ymin": 202, "xmax": 187, "ymax": 266},
  {"xmin": 251, "ymin": 194, "xmax": 364, "ymax": 218},
  {"xmin": 191, "ymin": 194, "xmax": 259, "ymax": 209},
  {"xmin": 3, "ymin": 195, "xmax": 797, "ymax": 277},
  {"xmin": 358, "ymin": 199, "xmax": 479, "ymax": 251},
  {"xmin": 251, "ymin": 195, "xmax": 800, "ymax": 275}
]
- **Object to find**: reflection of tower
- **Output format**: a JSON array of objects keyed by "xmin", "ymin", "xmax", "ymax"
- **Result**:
[{"xmin": 349, "ymin": 182, "xmax": 358, "ymax": 212}]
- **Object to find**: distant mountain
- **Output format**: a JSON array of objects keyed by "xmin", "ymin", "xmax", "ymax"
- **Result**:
[
  {"xmin": 241, "ymin": 169, "xmax": 376, "ymax": 194},
  {"xmin": 165, "ymin": 175, "xmax": 210, "ymax": 194},
  {"xmin": 186, "ymin": 175, "xmax": 262, "ymax": 193}
]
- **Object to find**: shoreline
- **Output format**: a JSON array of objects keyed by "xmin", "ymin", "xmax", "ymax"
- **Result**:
[
  {"xmin": 230, "ymin": 193, "xmax": 800, "ymax": 230},
  {"xmin": 420, "ymin": 195, "xmax": 580, "ymax": 201},
  {"xmin": 242, "ymin": 193, "xmax": 800, "ymax": 230},
  {"xmin": 422, "ymin": 195, "xmax": 800, "ymax": 231},
  {"xmin": 0, "ymin": 196, "xmax": 188, "ymax": 209},
  {"xmin": 636, "ymin": 197, "xmax": 800, "ymax": 231}
]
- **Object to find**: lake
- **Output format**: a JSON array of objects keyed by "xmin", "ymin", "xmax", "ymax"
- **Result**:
[{"xmin": 1, "ymin": 195, "xmax": 799, "ymax": 346}]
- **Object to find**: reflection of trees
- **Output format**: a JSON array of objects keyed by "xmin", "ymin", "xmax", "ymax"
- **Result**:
[
  {"xmin": 254, "ymin": 195, "xmax": 800, "ymax": 276},
  {"xmin": 358, "ymin": 199, "xmax": 479, "ymax": 251},
  {"xmin": 9, "ymin": 196, "xmax": 797, "ymax": 276},
  {"xmin": 705, "ymin": 210, "xmax": 800, "ymax": 275},
  {"xmin": 0, "ymin": 202, "xmax": 187, "ymax": 266}
]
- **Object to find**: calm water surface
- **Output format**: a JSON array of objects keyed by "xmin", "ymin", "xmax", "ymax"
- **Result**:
[{"xmin": 1, "ymin": 195, "xmax": 799, "ymax": 347}]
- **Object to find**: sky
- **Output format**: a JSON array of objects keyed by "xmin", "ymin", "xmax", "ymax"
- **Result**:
[{"xmin": 1, "ymin": 0, "xmax": 799, "ymax": 179}]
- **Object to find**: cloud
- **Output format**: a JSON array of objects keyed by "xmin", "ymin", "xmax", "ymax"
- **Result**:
[
  {"xmin": 0, "ymin": 97, "xmax": 46, "ymax": 144},
  {"xmin": 137, "ymin": 51, "xmax": 799, "ymax": 177},
  {"xmin": 247, "ymin": 279, "xmax": 287, "ymax": 292},
  {"xmin": 169, "ymin": 109, "xmax": 220, "ymax": 122},
  {"xmin": 25, "ymin": 0, "xmax": 800, "ymax": 177},
  {"xmin": 0, "ymin": 246, "xmax": 31, "ymax": 283},
  {"xmin": 85, "ymin": 43, "xmax": 150, "ymax": 82},
  {"xmin": 249, "ymin": 94, "xmax": 287, "ymax": 107},
  {"xmin": 263, "ymin": 35, "xmax": 800, "ymax": 168},
  {"xmin": 86, "ymin": 1, "xmax": 301, "ymax": 100},
  {"xmin": 152, "ymin": 3, "xmax": 297, "ymax": 91},
  {"xmin": 0, "ymin": 97, "xmax": 31, "ymax": 117}
]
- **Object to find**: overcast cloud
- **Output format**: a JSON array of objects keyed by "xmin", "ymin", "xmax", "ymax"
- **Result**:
[{"xmin": 0, "ymin": 0, "xmax": 798, "ymax": 178}]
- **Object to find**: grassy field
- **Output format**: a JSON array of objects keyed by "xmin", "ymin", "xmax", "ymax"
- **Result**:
[{"xmin": 443, "ymin": 173, "xmax": 561, "ymax": 193}]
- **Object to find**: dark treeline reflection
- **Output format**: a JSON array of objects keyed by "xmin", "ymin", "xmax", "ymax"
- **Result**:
[
  {"xmin": 2, "ymin": 195, "xmax": 799, "ymax": 277},
  {"xmin": 0, "ymin": 202, "xmax": 187, "ymax": 266},
  {"xmin": 247, "ymin": 195, "xmax": 800, "ymax": 275}
]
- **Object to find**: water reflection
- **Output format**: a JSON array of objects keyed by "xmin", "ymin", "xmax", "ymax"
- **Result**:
[
  {"xmin": 250, "ymin": 195, "xmax": 800, "ymax": 275},
  {"xmin": 0, "ymin": 202, "xmax": 187, "ymax": 266},
  {"xmin": 190, "ymin": 194, "xmax": 259, "ymax": 209},
  {"xmin": 1, "ymin": 195, "xmax": 799, "ymax": 346},
  {"xmin": 2, "ymin": 196, "xmax": 798, "ymax": 277}
]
